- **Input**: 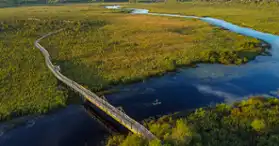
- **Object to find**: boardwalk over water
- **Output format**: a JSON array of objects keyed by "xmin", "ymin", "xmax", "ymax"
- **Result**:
[{"xmin": 34, "ymin": 30, "xmax": 157, "ymax": 141}]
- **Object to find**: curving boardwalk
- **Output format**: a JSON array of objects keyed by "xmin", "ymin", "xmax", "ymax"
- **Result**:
[{"xmin": 34, "ymin": 30, "xmax": 158, "ymax": 141}]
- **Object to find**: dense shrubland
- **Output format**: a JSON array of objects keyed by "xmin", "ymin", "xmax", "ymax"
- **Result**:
[
  {"xmin": 1, "ymin": 3, "xmax": 278, "ymax": 146},
  {"xmin": 107, "ymin": 97, "xmax": 279, "ymax": 146},
  {"xmin": 41, "ymin": 13, "xmax": 263, "ymax": 91},
  {"xmin": 0, "ymin": 19, "xmax": 67, "ymax": 121},
  {"xmin": 0, "ymin": 4, "xmax": 269, "ymax": 121},
  {"xmin": 0, "ymin": 17, "xmax": 105, "ymax": 121}
]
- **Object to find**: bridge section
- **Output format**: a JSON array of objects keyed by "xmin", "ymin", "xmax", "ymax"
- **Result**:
[{"xmin": 34, "ymin": 30, "xmax": 157, "ymax": 141}]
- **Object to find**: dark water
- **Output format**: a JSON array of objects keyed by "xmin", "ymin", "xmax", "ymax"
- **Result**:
[
  {"xmin": 1, "ymin": 10, "xmax": 279, "ymax": 146},
  {"xmin": 106, "ymin": 54, "xmax": 279, "ymax": 120},
  {"xmin": 0, "ymin": 106, "xmax": 110, "ymax": 146}
]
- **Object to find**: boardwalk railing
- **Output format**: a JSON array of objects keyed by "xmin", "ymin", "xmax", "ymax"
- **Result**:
[{"xmin": 34, "ymin": 30, "xmax": 158, "ymax": 141}]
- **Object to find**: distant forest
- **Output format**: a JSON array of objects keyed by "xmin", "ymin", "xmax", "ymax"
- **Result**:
[
  {"xmin": 0, "ymin": 0, "xmax": 127, "ymax": 7},
  {"xmin": 1, "ymin": 0, "xmax": 279, "ymax": 8}
]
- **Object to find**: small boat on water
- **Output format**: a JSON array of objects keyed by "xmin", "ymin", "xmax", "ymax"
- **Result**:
[{"xmin": 152, "ymin": 99, "xmax": 161, "ymax": 106}]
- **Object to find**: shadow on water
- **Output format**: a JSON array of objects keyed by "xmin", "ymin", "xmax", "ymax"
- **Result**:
[
  {"xmin": 83, "ymin": 101, "xmax": 129, "ymax": 135},
  {"xmin": 0, "ymin": 102, "xmax": 129, "ymax": 146},
  {"xmin": 0, "ymin": 105, "xmax": 109, "ymax": 146}
]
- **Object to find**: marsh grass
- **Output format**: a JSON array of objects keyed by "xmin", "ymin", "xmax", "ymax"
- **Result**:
[
  {"xmin": 42, "ymin": 11, "xmax": 263, "ymax": 91},
  {"xmin": 0, "ymin": 19, "xmax": 69, "ymax": 121},
  {"xmin": 125, "ymin": 2, "xmax": 279, "ymax": 35},
  {"xmin": 0, "ymin": 3, "xmax": 269, "ymax": 120}
]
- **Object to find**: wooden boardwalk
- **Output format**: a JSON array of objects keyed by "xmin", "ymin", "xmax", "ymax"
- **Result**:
[{"xmin": 34, "ymin": 30, "xmax": 158, "ymax": 141}]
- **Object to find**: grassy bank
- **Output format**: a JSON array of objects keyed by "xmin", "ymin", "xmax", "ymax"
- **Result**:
[
  {"xmin": 0, "ymin": 3, "xmax": 272, "ymax": 121},
  {"xmin": 106, "ymin": 97, "xmax": 279, "ymax": 146},
  {"xmin": 126, "ymin": 2, "xmax": 279, "ymax": 35}
]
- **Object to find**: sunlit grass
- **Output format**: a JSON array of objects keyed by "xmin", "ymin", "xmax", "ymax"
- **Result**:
[
  {"xmin": 41, "ymin": 7, "xmax": 262, "ymax": 91},
  {"xmin": 0, "ymin": 3, "xmax": 268, "ymax": 120},
  {"xmin": 125, "ymin": 2, "xmax": 279, "ymax": 35}
]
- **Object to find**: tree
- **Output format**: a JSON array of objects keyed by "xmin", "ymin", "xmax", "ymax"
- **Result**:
[{"xmin": 251, "ymin": 119, "xmax": 266, "ymax": 132}]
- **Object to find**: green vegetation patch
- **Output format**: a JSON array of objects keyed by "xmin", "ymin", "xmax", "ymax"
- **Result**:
[
  {"xmin": 0, "ymin": 19, "xmax": 71, "ymax": 121},
  {"xmin": 127, "ymin": 2, "xmax": 279, "ymax": 35},
  {"xmin": 42, "ymin": 11, "xmax": 264, "ymax": 92},
  {"xmin": 107, "ymin": 97, "xmax": 279, "ymax": 146},
  {"xmin": 0, "ymin": 4, "xmax": 269, "ymax": 121},
  {"xmin": 0, "ymin": 5, "xmax": 117, "ymax": 121}
]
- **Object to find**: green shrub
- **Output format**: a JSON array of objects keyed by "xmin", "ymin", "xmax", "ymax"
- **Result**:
[
  {"xmin": 251, "ymin": 119, "xmax": 266, "ymax": 132},
  {"xmin": 120, "ymin": 135, "xmax": 147, "ymax": 146},
  {"xmin": 107, "ymin": 97, "xmax": 279, "ymax": 146}
]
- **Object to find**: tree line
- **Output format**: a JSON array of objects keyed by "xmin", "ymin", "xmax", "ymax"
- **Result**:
[
  {"xmin": 107, "ymin": 97, "xmax": 279, "ymax": 146},
  {"xmin": 2, "ymin": 0, "xmax": 278, "ymax": 7}
]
